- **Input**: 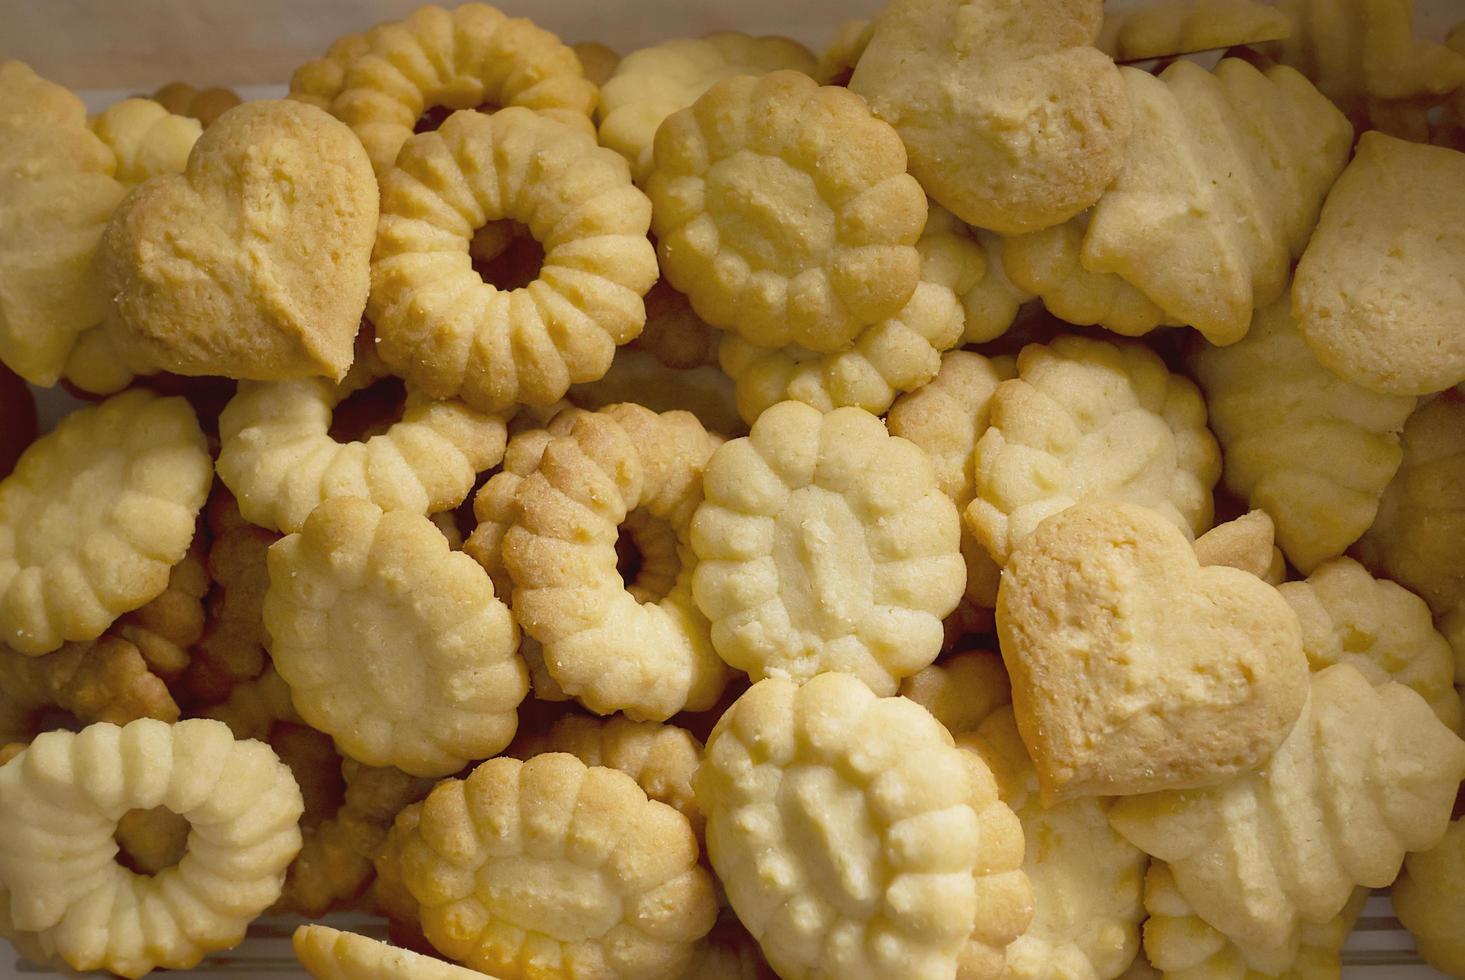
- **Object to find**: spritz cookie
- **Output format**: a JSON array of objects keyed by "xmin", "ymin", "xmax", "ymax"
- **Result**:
[
  {"xmin": 0, "ymin": 390, "xmax": 210, "ymax": 655},
  {"xmin": 263, "ymin": 497, "xmax": 527, "ymax": 777},
  {"xmin": 369, "ymin": 107, "xmax": 657, "ymax": 414},
  {"xmin": 88, "ymin": 97, "xmax": 200, "ymax": 189},
  {"xmin": 898, "ymin": 649, "xmax": 1011, "ymax": 738},
  {"xmin": 1192, "ymin": 510, "xmax": 1285, "ymax": 585},
  {"xmin": 151, "ymin": 81, "xmax": 241, "ymax": 127},
  {"xmin": 691, "ymin": 401, "xmax": 965, "ymax": 696},
  {"xmin": 396, "ymin": 753, "xmax": 718, "ymax": 978},
  {"xmin": 295, "ymin": 925, "xmax": 500, "ymax": 980},
  {"xmin": 1099, "ymin": 0, "xmax": 1290, "ymax": 61},
  {"xmin": 647, "ymin": 70, "xmax": 926, "ymax": 352},
  {"xmin": 696, "ymin": 672, "xmax": 1032, "ymax": 979},
  {"xmin": 1394, "ymin": 818, "xmax": 1465, "ymax": 978}
]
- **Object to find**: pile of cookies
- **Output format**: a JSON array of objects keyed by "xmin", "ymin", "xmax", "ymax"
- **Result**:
[{"xmin": 2, "ymin": 0, "xmax": 1464, "ymax": 978}]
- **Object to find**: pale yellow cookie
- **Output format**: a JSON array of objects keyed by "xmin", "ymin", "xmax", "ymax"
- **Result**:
[
  {"xmin": 572, "ymin": 41, "xmax": 620, "ymax": 86},
  {"xmin": 1080, "ymin": 59, "xmax": 1351, "ymax": 346},
  {"xmin": 597, "ymin": 32, "xmax": 816, "ymax": 182},
  {"xmin": 294, "ymin": 925, "xmax": 499, "ymax": 980},
  {"xmin": 369, "ymin": 107, "xmax": 657, "ymax": 414},
  {"xmin": 567, "ymin": 348, "xmax": 743, "ymax": 436},
  {"xmin": 696, "ymin": 672, "xmax": 1033, "ymax": 980},
  {"xmin": 647, "ymin": 70, "xmax": 926, "ymax": 352},
  {"xmin": 1394, "ymin": 817, "xmax": 1465, "ymax": 978},
  {"xmin": 966, "ymin": 335, "xmax": 1220, "ymax": 566},
  {"xmin": 1192, "ymin": 511, "xmax": 1285, "ymax": 585},
  {"xmin": 997, "ymin": 501, "xmax": 1308, "ymax": 801},
  {"xmin": 89, "ymin": 97, "xmax": 201, "ymax": 189},
  {"xmin": 309, "ymin": 2, "xmax": 597, "ymax": 176},
  {"xmin": 898, "ymin": 649, "xmax": 1011, "ymax": 737},
  {"xmin": 888, "ymin": 350, "xmax": 1016, "ymax": 605},
  {"xmin": 1355, "ymin": 392, "xmax": 1465, "ymax": 617},
  {"xmin": 0, "ymin": 61, "xmax": 125, "ymax": 386},
  {"xmin": 397, "ymin": 753, "xmax": 718, "ymax": 978},
  {"xmin": 1099, "ymin": 0, "xmax": 1290, "ymax": 61},
  {"xmin": 1293, "ymin": 132, "xmax": 1465, "ymax": 396},
  {"xmin": 815, "ymin": 19, "xmax": 874, "ymax": 86},
  {"xmin": 1142, "ymin": 862, "xmax": 1365, "ymax": 979},
  {"xmin": 0, "ymin": 391, "xmax": 210, "ymax": 655},
  {"xmin": 1191, "ymin": 297, "xmax": 1416, "ymax": 573},
  {"xmin": 0, "ymin": 718, "xmax": 303, "ymax": 978},
  {"xmin": 264, "ymin": 497, "xmax": 527, "ymax": 776},
  {"xmin": 98, "ymin": 100, "xmax": 377, "ymax": 383},
  {"xmin": 969, "ymin": 707, "xmax": 1148, "ymax": 980},
  {"xmin": 691, "ymin": 401, "xmax": 965, "ymax": 696},
  {"xmin": 849, "ymin": 0, "xmax": 1131, "ymax": 235},
  {"xmin": 217, "ymin": 351, "xmax": 506, "ymax": 534},
  {"xmin": 1109, "ymin": 663, "xmax": 1465, "ymax": 951},
  {"xmin": 1280, "ymin": 556, "xmax": 1460, "ymax": 729}
]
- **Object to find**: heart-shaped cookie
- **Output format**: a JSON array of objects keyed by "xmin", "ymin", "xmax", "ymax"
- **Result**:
[
  {"xmin": 98, "ymin": 100, "xmax": 377, "ymax": 381},
  {"xmin": 997, "ymin": 500, "xmax": 1307, "ymax": 802}
]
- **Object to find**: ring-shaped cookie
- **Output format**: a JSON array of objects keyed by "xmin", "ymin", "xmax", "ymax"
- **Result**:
[
  {"xmin": 217, "ymin": 349, "xmax": 507, "ymax": 534},
  {"xmin": 0, "ymin": 718, "xmax": 303, "ymax": 978},
  {"xmin": 369, "ymin": 107, "xmax": 657, "ymax": 414},
  {"xmin": 300, "ymin": 2, "xmax": 597, "ymax": 176},
  {"xmin": 485, "ymin": 403, "xmax": 731, "ymax": 720}
]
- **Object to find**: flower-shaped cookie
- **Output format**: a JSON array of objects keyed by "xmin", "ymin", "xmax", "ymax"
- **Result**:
[
  {"xmin": 89, "ymin": 97, "xmax": 201, "ymax": 189},
  {"xmin": 1355, "ymin": 392, "xmax": 1465, "ymax": 617},
  {"xmin": 295, "ymin": 925, "xmax": 498, "ymax": 980},
  {"xmin": 1293, "ymin": 133, "xmax": 1465, "ymax": 396},
  {"xmin": 151, "ymin": 81, "xmax": 241, "ymax": 127},
  {"xmin": 1394, "ymin": 818, "xmax": 1465, "ymax": 977},
  {"xmin": 397, "ymin": 753, "xmax": 718, "ymax": 978},
  {"xmin": 1191, "ymin": 298, "xmax": 1416, "ymax": 573},
  {"xmin": 898, "ymin": 649, "xmax": 1011, "ymax": 737},
  {"xmin": 217, "ymin": 352, "xmax": 507, "ymax": 534},
  {"xmin": 1099, "ymin": 0, "xmax": 1291, "ymax": 61},
  {"xmin": 568, "ymin": 349, "xmax": 743, "ymax": 436},
  {"xmin": 1110, "ymin": 664, "xmax": 1465, "ymax": 951},
  {"xmin": 967, "ymin": 335, "xmax": 1220, "ymax": 566},
  {"xmin": 573, "ymin": 42, "xmax": 620, "ymax": 85},
  {"xmin": 815, "ymin": 19, "xmax": 874, "ymax": 86},
  {"xmin": 1280, "ymin": 557, "xmax": 1460, "ymax": 729},
  {"xmin": 490, "ymin": 404, "xmax": 731, "ymax": 720},
  {"xmin": 0, "ymin": 61, "xmax": 125, "ymax": 385},
  {"xmin": 717, "ymin": 204, "xmax": 1010, "ymax": 421},
  {"xmin": 370, "ymin": 107, "xmax": 657, "ymax": 414},
  {"xmin": 888, "ymin": 350, "xmax": 1015, "ymax": 605},
  {"xmin": 696, "ymin": 672, "xmax": 1032, "ymax": 979},
  {"xmin": 849, "ymin": 0, "xmax": 1131, "ymax": 235},
  {"xmin": 630, "ymin": 281, "xmax": 722, "ymax": 369},
  {"xmin": 0, "ymin": 390, "xmax": 211, "ymax": 655},
  {"xmin": 692, "ymin": 401, "xmax": 965, "ymax": 695},
  {"xmin": 308, "ymin": 3, "xmax": 597, "ymax": 176},
  {"xmin": 263, "ymin": 497, "xmax": 527, "ymax": 777},
  {"xmin": 647, "ymin": 70, "xmax": 926, "ymax": 352},
  {"xmin": 598, "ymin": 32, "xmax": 816, "ymax": 182},
  {"xmin": 0, "ymin": 718, "xmax": 303, "ymax": 977},
  {"xmin": 969, "ymin": 707, "xmax": 1148, "ymax": 980},
  {"xmin": 1142, "ymin": 862, "xmax": 1365, "ymax": 980}
]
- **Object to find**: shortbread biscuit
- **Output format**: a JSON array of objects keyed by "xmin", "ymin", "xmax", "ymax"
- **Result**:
[
  {"xmin": 696, "ymin": 672, "xmax": 1032, "ymax": 979},
  {"xmin": 110, "ymin": 532, "xmax": 207, "ymax": 685},
  {"xmin": 1142, "ymin": 862, "xmax": 1365, "ymax": 979},
  {"xmin": 849, "ymin": 0, "xmax": 1130, "ymax": 235},
  {"xmin": 295, "ymin": 925, "xmax": 498, "ymax": 980},
  {"xmin": 313, "ymin": 3, "xmax": 596, "ymax": 176},
  {"xmin": 0, "ymin": 363, "xmax": 36, "ymax": 479},
  {"xmin": 572, "ymin": 42, "xmax": 620, "ymax": 85},
  {"xmin": 1080, "ymin": 59, "xmax": 1351, "ymax": 346},
  {"xmin": 1192, "ymin": 510, "xmax": 1285, "ymax": 585},
  {"xmin": 597, "ymin": 32, "xmax": 816, "ymax": 182},
  {"xmin": 692, "ymin": 401, "xmax": 965, "ymax": 695},
  {"xmin": 816, "ymin": 19, "xmax": 874, "ymax": 86},
  {"xmin": 898, "ymin": 649, "xmax": 1011, "ymax": 737},
  {"xmin": 1293, "ymin": 132, "xmax": 1465, "ymax": 395},
  {"xmin": 491, "ymin": 404, "xmax": 731, "ymax": 719},
  {"xmin": 264, "ymin": 497, "xmax": 527, "ymax": 776},
  {"xmin": 1109, "ymin": 663, "xmax": 1465, "ymax": 951},
  {"xmin": 1099, "ymin": 0, "xmax": 1290, "ymax": 61},
  {"xmin": 888, "ymin": 350, "xmax": 1016, "ymax": 605},
  {"xmin": 998, "ymin": 501, "xmax": 1307, "ymax": 801},
  {"xmin": 967, "ymin": 336, "xmax": 1219, "ymax": 565},
  {"xmin": 398, "ymin": 753, "xmax": 717, "ymax": 978},
  {"xmin": 1394, "ymin": 818, "xmax": 1465, "ymax": 978},
  {"xmin": 630, "ymin": 281, "xmax": 722, "ymax": 369},
  {"xmin": 98, "ymin": 100, "xmax": 377, "ymax": 383},
  {"xmin": 717, "ymin": 204, "xmax": 1008, "ymax": 420},
  {"xmin": 151, "ymin": 81, "xmax": 242, "ymax": 127},
  {"xmin": 1280, "ymin": 557, "xmax": 1460, "ymax": 729},
  {"xmin": 288, "ymin": 29, "xmax": 374, "ymax": 112},
  {"xmin": 1191, "ymin": 298, "xmax": 1416, "ymax": 573},
  {"xmin": 568, "ymin": 349, "xmax": 742, "ymax": 436},
  {"xmin": 0, "ymin": 61, "xmax": 124, "ymax": 385},
  {"xmin": 370, "ymin": 107, "xmax": 657, "ymax": 414},
  {"xmin": 0, "ymin": 390, "xmax": 211, "ymax": 655},
  {"xmin": 0, "ymin": 718, "xmax": 303, "ymax": 977},
  {"xmin": 648, "ymin": 70, "xmax": 926, "ymax": 352},
  {"xmin": 89, "ymin": 97, "xmax": 200, "ymax": 189},
  {"xmin": 1355, "ymin": 393, "xmax": 1465, "ymax": 616},
  {"xmin": 217, "ymin": 350, "xmax": 506, "ymax": 534},
  {"xmin": 969, "ymin": 707, "xmax": 1147, "ymax": 980}
]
